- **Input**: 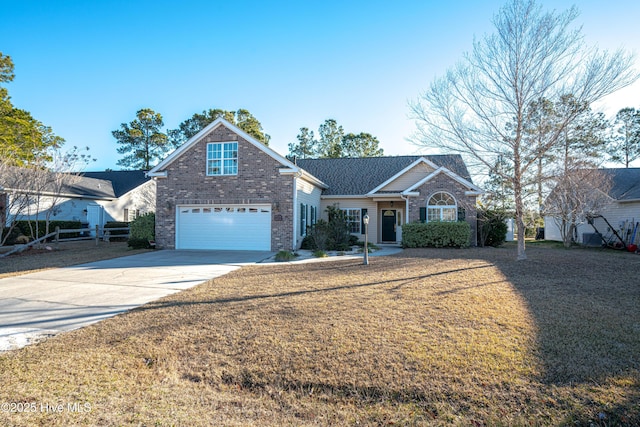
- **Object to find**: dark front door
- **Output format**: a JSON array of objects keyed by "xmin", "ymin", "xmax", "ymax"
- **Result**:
[{"xmin": 382, "ymin": 210, "xmax": 396, "ymax": 242}]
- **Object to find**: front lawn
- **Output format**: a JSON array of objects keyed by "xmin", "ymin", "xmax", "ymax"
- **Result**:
[{"xmin": 1, "ymin": 246, "xmax": 638, "ymax": 426}]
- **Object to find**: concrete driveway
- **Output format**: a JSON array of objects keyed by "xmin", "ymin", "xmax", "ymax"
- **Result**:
[{"xmin": 0, "ymin": 250, "xmax": 272, "ymax": 352}]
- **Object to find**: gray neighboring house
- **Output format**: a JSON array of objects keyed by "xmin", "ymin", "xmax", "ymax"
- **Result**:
[
  {"xmin": 148, "ymin": 117, "xmax": 483, "ymax": 251},
  {"xmin": 2, "ymin": 169, "xmax": 155, "ymax": 231},
  {"xmin": 544, "ymin": 168, "xmax": 640, "ymax": 244}
]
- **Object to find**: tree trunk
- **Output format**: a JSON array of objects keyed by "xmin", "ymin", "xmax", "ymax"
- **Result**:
[{"xmin": 513, "ymin": 174, "xmax": 527, "ymax": 260}]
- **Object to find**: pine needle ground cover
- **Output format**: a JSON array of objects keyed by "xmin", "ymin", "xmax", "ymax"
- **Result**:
[{"xmin": 1, "ymin": 246, "xmax": 638, "ymax": 426}]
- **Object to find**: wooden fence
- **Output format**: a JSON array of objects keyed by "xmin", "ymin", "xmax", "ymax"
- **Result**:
[{"xmin": 0, "ymin": 225, "xmax": 130, "ymax": 258}]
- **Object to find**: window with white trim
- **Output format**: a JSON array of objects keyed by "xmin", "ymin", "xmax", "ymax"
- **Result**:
[
  {"xmin": 206, "ymin": 142, "xmax": 238, "ymax": 176},
  {"xmin": 300, "ymin": 203, "xmax": 307, "ymax": 236},
  {"xmin": 427, "ymin": 192, "xmax": 457, "ymax": 222},
  {"xmin": 342, "ymin": 208, "xmax": 361, "ymax": 233}
]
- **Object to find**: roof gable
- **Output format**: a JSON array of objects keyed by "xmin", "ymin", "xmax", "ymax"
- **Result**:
[
  {"xmin": 148, "ymin": 117, "xmax": 298, "ymax": 176},
  {"xmin": 368, "ymin": 157, "xmax": 439, "ymax": 194}
]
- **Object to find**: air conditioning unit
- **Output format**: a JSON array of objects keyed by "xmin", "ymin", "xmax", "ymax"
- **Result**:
[{"xmin": 582, "ymin": 233, "xmax": 602, "ymax": 247}]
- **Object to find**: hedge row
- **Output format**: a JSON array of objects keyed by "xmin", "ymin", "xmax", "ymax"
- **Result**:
[
  {"xmin": 402, "ymin": 221, "xmax": 471, "ymax": 248},
  {"xmin": 12, "ymin": 220, "xmax": 83, "ymax": 240}
]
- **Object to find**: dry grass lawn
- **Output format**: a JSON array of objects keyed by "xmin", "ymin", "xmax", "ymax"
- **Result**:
[{"xmin": 0, "ymin": 244, "xmax": 639, "ymax": 426}]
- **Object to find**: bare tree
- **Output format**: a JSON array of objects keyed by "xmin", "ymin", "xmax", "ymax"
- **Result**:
[
  {"xmin": 544, "ymin": 168, "xmax": 612, "ymax": 248},
  {"xmin": 0, "ymin": 163, "xmax": 35, "ymax": 244},
  {"xmin": 411, "ymin": 0, "xmax": 637, "ymax": 260},
  {"xmin": 0, "ymin": 146, "xmax": 94, "ymax": 245}
]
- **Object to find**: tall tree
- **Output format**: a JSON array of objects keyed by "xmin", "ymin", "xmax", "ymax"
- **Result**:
[
  {"xmin": 0, "ymin": 53, "xmax": 64, "ymax": 166},
  {"xmin": 521, "ymin": 95, "xmax": 610, "ymax": 212},
  {"xmin": 341, "ymin": 133, "xmax": 384, "ymax": 157},
  {"xmin": 411, "ymin": 0, "xmax": 637, "ymax": 260},
  {"xmin": 288, "ymin": 127, "xmax": 316, "ymax": 159},
  {"xmin": 607, "ymin": 107, "xmax": 640, "ymax": 167},
  {"xmin": 288, "ymin": 119, "xmax": 385, "ymax": 159},
  {"xmin": 113, "ymin": 108, "xmax": 169, "ymax": 170},
  {"xmin": 317, "ymin": 119, "xmax": 344, "ymax": 158},
  {"xmin": 168, "ymin": 108, "xmax": 270, "ymax": 147},
  {"xmin": 0, "ymin": 52, "xmax": 14, "ymax": 83}
]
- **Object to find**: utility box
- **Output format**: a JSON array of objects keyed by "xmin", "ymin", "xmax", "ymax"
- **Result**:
[{"xmin": 582, "ymin": 233, "xmax": 602, "ymax": 247}]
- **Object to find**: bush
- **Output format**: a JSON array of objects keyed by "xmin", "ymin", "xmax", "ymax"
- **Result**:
[
  {"xmin": 402, "ymin": 221, "xmax": 470, "ymax": 248},
  {"xmin": 300, "ymin": 235, "xmax": 316, "ymax": 250},
  {"xmin": 12, "ymin": 220, "xmax": 82, "ymax": 241},
  {"xmin": 313, "ymin": 250, "xmax": 328, "ymax": 258},
  {"xmin": 1, "ymin": 227, "xmax": 23, "ymax": 245},
  {"xmin": 128, "ymin": 213, "xmax": 155, "ymax": 249},
  {"xmin": 275, "ymin": 250, "xmax": 296, "ymax": 262},
  {"xmin": 302, "ymin": 206, "xmax": 359, "ymax": 251},
  {"xmin": 104, "ymin": 221, "xmax": 129, "ymax": 242},
  {"xmin": 477, "ymin": 209, "xmax": 508, "ymax": 247}
]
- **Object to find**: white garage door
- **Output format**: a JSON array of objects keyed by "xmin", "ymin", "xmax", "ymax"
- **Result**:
[{"xmin": 176, "ymin": 204, "xmax": 272, "ymax": 250}]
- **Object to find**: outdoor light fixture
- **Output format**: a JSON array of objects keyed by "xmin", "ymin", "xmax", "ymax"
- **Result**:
[{"xmin": 363, "ymin": 214, "xmax": 370, "ymax": 265}]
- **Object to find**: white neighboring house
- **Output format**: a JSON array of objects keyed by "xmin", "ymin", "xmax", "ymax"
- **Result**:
[
  {"xmin": 2, "ymin": 170, "xmax": 155, "ymax": 232},
  {"xmin": 544, "ymin": 168, "xmax": 640, "ymax": 245}
]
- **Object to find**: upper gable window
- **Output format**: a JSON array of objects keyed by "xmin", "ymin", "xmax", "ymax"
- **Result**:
[
  {"xmin": 206, "ymin": 142, "xmax": 238, "ymax": 176},
  {"xmin": 427, "ymin": 192, "xmax": 457, "ymax": 222}
]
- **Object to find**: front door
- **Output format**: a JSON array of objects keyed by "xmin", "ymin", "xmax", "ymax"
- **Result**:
[{"xmin": 382, "ymin": 210, "xmax": 396, "ymax": 242}]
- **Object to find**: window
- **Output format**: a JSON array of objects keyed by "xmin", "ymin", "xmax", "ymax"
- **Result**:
[
  {"xmin": 300, "ymin": 203, "xmax": 307, "ymax": 236},
  {"xmin": 427, "ymin": 192, "xmax": 457, "ymax": 222},
  {"xmin": 342, "ymin": 208, "xmax": 361, "ymax": 234},
  {"xmin": 310, "ymin": 206, "xmax": 316, "ymax": 226},
  {"xmin": 124, "ymin": 208, "xmax": 140, "ymax": 222},
  {"xmin": 207, "ymin": 142, "xmax": 238, "ymax": 175}
]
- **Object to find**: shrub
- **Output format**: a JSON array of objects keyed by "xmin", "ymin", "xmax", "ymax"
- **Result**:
[
  {"xmin": 1, "ymin": 227, "xmax": 23, "ymax": 245},
  {"xmin": 313, "ymin": 250, "xmax": 328, "ymax": 258},
  {"xmin": 402, "ymin": 221, "xmax": 470, "ymax": 248},
  {"xmin": 128, "ymin": 213, "xmax": 155, "ymax": 249},
  {"xmin": 104, "ymin": 221, "xmax": 129, "ymax": 242},
  {"xmin": 300, "ymin": 235, "xmax": 316, "ymax": 250},
  {"xmin": 13, "ymin": 220, "xmax": 82, "ymax": 240},
  {"xmin": 275, "ymin": 250, "xmax": 296, "ymax": 262},
  {"xmin": 477, "ymin": 209, "xmax": 508, "ymax": 247}
]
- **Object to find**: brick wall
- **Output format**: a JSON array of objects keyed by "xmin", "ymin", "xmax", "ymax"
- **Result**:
[
  {"xmin": 154, "ymin": 125, "xmax": 294, "ymax": 251},
  {"xmin": 408, "ymin": 174, "xmax": 479, "ymax": 246}
]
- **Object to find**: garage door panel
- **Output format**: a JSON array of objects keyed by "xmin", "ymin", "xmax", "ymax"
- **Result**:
[{"xmin": 177, "ymin": 205, "xmax": 271, "ymax": 250}]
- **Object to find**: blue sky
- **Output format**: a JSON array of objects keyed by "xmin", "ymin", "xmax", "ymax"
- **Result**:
[{"xmin": 2, "ymin": 0, "xmax": 639, "ymax": 171}]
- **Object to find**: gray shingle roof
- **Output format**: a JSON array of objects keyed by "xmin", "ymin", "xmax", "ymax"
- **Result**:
[
  {"xmin": 296, "ymin": 155, "xmax": 472, "ymax": 195},
  {"xmin": 63, "ymin": 176, "xmax": 115, "ymax": 198},
  {"xmin": 81, "ymin": 170, "xmax": 151, "ymax": 197},
  {"xmin": 1, "ymin": 166, "xmax": 115, "ymax": 199},
  {"xmin": 602, "ymin": 168, "xmax": 640, "ymax": 201}
]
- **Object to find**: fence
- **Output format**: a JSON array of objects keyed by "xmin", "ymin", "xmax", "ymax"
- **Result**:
[{"xmin": 0, "ymin": 225, "xmax": 130, "ymax": 258}]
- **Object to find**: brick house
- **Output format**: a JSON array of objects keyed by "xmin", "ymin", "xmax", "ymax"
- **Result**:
[{"xmin": 148, "ymin": 117, "xmax": 483, "ymax": 251}]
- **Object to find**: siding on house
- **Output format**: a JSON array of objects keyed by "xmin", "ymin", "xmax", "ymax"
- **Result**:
[
  {"xmin": 378, "ymin": 162, "xmax": 435, "ymax": 192},
  {"xmin": 295, "ymin": 177, "xmax": 322, "ymax": 243},
  {"xmin": 320, "ymin": 198, "xmax": 380, "ymax": 243},
  {"xmin": 545, "ymin": 200, "xmax": 640, "ymax": 244},
  {"xmin": 99, "ymin": 180, "xmax": 156, "ymax": 222}
]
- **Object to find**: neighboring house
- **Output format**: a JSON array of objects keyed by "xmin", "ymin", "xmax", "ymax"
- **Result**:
[
  {"xmin": 544, "ymin": 168, "xmax": 640, "ymax": 244},
  {"xmin": 82, "ymin": 170, "xmax": 156, "ymax": 223},
  {"xmin": 1, "ymin": 169, "xmax": 155, "ymax": 232},
  {"xmin": 148, "ymin": 117, "xmax": 482, "ymax": 251}
]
